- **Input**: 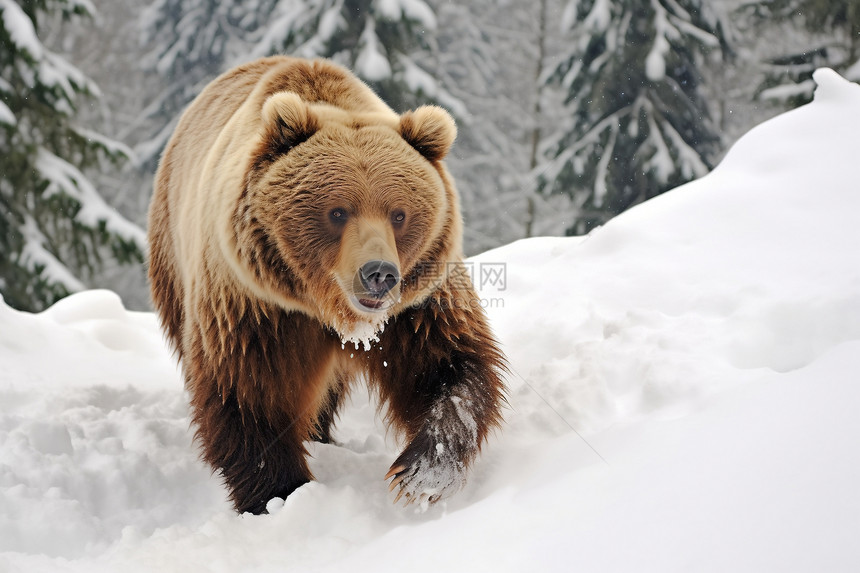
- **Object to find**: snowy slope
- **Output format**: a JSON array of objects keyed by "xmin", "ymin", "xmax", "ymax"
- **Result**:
[{"xmin": 2, "ymin": 68, "xmax": 859, "ymax": 572}]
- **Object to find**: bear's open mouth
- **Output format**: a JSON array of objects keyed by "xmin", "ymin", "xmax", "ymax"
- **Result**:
[{"xmin": 357, "ymin": 297, "xmax": 386, "ymax": 310}]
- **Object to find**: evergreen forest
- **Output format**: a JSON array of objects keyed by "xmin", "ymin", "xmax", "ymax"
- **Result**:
[{"xmin": 1, "ymin": 0, "xmax": 857, "ymax": 310}]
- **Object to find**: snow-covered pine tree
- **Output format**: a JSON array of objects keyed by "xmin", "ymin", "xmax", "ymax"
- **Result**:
[
  {"xmin": 429, "ymin": 0, "xmax": 580, "ymax": 249},
  {"xmin": 247, "ymin": 0, "xmax": 443, "ymax": 112},
  {"xmin": 540, "ymin": 0, "xmax": 731, "ymax": 235},
  {"xmin": 746, "ymin": 0, "xmax": 860, "ymax": 107},
  {"xmin": 136, "ymin": 0, "xmax": 270, "ymax": 171},
  {"xmin": 0, "ymin": 0, "xmax": 146, "ymax": 311},
  {"xmin": 423, "ymin": 0, "xmax": 545, "ymax": 252}
]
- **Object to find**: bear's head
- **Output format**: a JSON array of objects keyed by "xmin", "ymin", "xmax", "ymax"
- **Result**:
[{"xmin": 235, "ymin": 91, "xmax": 459, "ymax": 344}]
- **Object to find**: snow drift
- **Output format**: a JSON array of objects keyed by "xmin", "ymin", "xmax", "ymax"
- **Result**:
[{"xmin": 1, "ymin": 68, "xmax": 859, "ymax": 572}]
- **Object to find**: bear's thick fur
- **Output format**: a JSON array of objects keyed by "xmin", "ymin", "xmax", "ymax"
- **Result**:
[{"xmin": 148, "ymin": 56, "xmax": 506, "ymax": 514}]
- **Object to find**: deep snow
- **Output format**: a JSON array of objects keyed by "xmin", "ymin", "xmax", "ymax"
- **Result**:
[{"xmin": 1, "ymin": 68, "xmax": 859, "ymax": 572}]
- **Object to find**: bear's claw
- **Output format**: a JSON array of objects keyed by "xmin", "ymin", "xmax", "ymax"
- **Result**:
[
  {"xmin": 387, "ymin": 474, "xmax": 405, "ymax": 492},
  {"xmin": 384, "ymin": 465, "xmax": 406, "ymax": 481},
  {"xmin": 384, "ymin": 455, "xmax": 463, "ymax": 507}
]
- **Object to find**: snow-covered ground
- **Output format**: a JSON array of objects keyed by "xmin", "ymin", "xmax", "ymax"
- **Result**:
[{"xmin": 2, "ymin": 68, "xmax": 859, "ymax": 572}]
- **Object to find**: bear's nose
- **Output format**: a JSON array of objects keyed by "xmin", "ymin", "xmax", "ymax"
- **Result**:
[{"xmin": 359, "ymin": 260, "xmax": 400, "ymax": 298}]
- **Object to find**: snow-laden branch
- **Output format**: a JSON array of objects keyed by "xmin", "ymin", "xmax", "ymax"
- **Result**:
[
  {"xmin": 646, "ymin": 0, "xmax": 672, "ymax": 82},
  {"xmin": 399, "ymin": 56, "xmax": 468, "ymax": 118},
  {"xmin": 670, "ymin": 15, "xmax": 720, "ymax": 48},
  {"xmin": 559, "ymin": 0, "xmax": 579, "ymax": 33},
  {"xmin": 20, "ymin": 215, "xmax": 86, "ymax": 294},
  {"xmin": 0, "ymin": 0, "xmax": 42, "ymax": 59},
  {"xmin": 593, "ymin": 121, "xmax": 617, "ymax": 208},
  {"xmin": 36, "ymin": 149, "xmax": 148, "ymax": 252},
  {"xmin": 356, "ymin": 17, "xmax": 391, "ymax": 81},
  {"xmin": 73, "ymin": 126, "xmax": 135, "ymax": 162},
  {"xmin": 375, "ymin": 0, "xmax": 436, "ymax": 30},
  {"xmin": 645, "ymin": 111, "xmax": 674, "ymax": 183},
  {"xmin": 583, "ymin": 0, "xmax": 612, "ymax": 34},
  {"xmin": 541, "ymin": 110, "xmax": 628, "ymax": 185},
  {"xmin": 759, "ymin": 80, "xmax": 816, "ymax": 103},
  {"xmin": 1, "ymin": 0, "xmax": 99, "ymax": 108},
  {"xmin": 248, "ymin": 0, "xmax": 348, "ymax": 61},
  {"xmin": 0, "ymin": 100, "xmax": 14, "ymax": 126},
  {"xmin": 658, "ymin": 116, "xmax": 709, "ymax": 180},
  {"xmin": 588, "ymin": 10, "xmax": 629, "ymax": 74}
]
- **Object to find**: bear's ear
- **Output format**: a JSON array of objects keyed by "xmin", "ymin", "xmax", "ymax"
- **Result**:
[
  {"xmin": 399, "ymin": 105, "xmax": 457, "ymax": 162},
  {"xmin": 260, "ymin": 92, "xmax": 321, "ymax": 155}
]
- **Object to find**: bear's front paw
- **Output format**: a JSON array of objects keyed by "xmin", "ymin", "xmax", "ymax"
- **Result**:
[{"xmin": 384, "ymin": 436, "xmax": 469, "ymax": 507}]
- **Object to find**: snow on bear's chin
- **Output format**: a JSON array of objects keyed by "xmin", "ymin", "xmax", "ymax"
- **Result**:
[{"xmin": 336, "ymin": 310, "xmax": 389, "ymax": 352}]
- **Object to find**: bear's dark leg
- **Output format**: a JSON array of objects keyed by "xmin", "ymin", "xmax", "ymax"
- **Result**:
[
  {"xmin": 366, "ymin": 284, "xmax": 506, "ymax": 505},
  {"xmin": 186, "ymin": 307, "xmax": 341, "ymax": 514},
  {"xmin": 313, "ymin": 374, "xmax": 348, "ymax": 444},
  {"xmin": 192, "ymin": 385, "xmax": 312, "ymax": 515}
]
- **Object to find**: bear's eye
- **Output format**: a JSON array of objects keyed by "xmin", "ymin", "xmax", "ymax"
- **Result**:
[
  {"xmin": 391, "ymin": 210, "xmax": 406, "ymax": 225},
  {"xmin": 329, "ymin": 208, "xmax": 348, "ymax": 224}
]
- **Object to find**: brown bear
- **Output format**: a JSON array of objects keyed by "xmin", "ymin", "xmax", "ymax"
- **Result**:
[{"xmin": 148, "ymin": 56, "xmax": 506, "ymax": 515}]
